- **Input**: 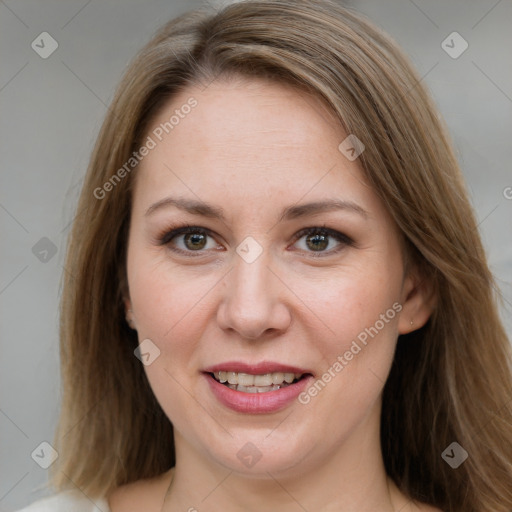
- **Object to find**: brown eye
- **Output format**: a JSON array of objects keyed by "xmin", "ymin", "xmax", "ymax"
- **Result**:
[
  {"xmin": 160, "ymin": 226, "xmax": 221, "ymax": 254},
  {"xmin": 305, "ymin": 232, "xmax": 329, "ymax": 251},
  {"xmin": 292, "ymin": 227, "xmax": 353, "ymax": 256},
  {"xmin": 183, "ymin": 232, "xmax": 207, "ymax": 250}
]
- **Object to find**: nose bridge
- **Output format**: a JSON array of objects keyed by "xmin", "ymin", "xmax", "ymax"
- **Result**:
[
  {"xmin": 218, "ymin": 245, "xmax": 290, "ymax": 339},
  {"xmin": 232, "ymin": 251, "xmax": 270, "ymax": 305}
]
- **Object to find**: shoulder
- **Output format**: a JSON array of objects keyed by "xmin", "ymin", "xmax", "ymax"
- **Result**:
[{"xmin": 16, "ymin": 490, "xmax": 110, "ymax": 512}]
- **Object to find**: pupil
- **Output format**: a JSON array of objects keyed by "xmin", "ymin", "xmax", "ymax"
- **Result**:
[
  {"xmin": 185, "ymin": 233, "xmax": 206, "ymax": 250},
  {"xmin": 307, "ymin": 233, "xmax": 328, "ymax": 251}
]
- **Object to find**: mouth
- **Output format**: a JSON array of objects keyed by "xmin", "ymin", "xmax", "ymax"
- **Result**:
[
  {"xmin": 202, "ymin": 362, "xmax": 314, "ymax": 413},
  {"xmin": 209, "ymin": 371, "xmax": 306, "ymax": 393}
]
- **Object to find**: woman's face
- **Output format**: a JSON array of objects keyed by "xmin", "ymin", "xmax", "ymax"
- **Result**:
[{"xmin": 125, "ymin": 77, "xmax": 426, "ymax": 478}]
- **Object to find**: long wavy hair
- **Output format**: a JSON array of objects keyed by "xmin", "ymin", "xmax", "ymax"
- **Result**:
[{"xmin": 52, "ymin": 1, "xmax": 512, "ymax": 510}]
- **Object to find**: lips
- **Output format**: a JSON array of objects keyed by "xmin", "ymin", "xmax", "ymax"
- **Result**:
[
  {"xmin": 204, "ymin": 361, "xmax": 312, "ymax": 376},
  {"xmin": 203, "ymin": 361, "xmax": 314, "ymax": 413}
]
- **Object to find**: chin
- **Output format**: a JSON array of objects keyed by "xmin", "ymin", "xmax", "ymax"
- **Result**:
[{"xmin": 195, "ymin": 423, "xmax": 319, "ymax": 478}]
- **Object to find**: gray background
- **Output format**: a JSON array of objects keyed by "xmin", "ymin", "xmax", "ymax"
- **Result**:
[{"xmin": 1, "ymin": 0, "xmax": 511, "ymax": 510}]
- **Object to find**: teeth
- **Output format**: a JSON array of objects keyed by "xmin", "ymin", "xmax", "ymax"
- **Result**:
[
  {"xmin": 239, "ymin": 373, "xmax": 256, "ymax": 386},
  {"xmin": 272, "ymin": 372, "xmax": 284, "ymax": 384},
  {"xmin": 213, "ymin": 370, "xmax": 304, "ymax": 390},
  {"xmin": 254, "ymin": 374, "xmax": 273, "ymax": 386},
  {"xmin": 284, "ymin": 373, "xmax": 295, "ymax": 383},
  {"xmin": 227, "ymin": 383, "xmax": 283, "ymax": 393}
]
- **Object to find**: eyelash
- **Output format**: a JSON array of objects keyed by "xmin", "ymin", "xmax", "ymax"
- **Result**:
[{"xmin": 157, "ymin": 223, "xmax": 354, "ymax": 258}]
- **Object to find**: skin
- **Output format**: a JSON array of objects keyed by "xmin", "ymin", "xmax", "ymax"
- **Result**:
[{"xmin": 111, "ymin": 77, "xmax": 438, "ymax": 512}]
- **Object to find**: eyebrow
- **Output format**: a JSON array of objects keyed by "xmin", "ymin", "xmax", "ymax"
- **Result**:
[{"xmin": 145, "ymin": 197, "xmax": 369, "ymax": 221}]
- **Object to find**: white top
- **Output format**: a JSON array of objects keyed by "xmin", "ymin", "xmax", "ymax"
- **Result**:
[{"xmin": 17, "ymin": 491, "xmax": 110, "ymax": 512}]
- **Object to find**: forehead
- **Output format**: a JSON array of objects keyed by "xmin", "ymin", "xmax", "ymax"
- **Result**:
[{"xmin": 133, "ymin": 77, "xmax": 378, "ymax": 219}]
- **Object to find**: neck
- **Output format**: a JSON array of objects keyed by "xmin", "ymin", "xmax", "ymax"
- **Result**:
[{"xmin": 162, "ymin": 404, "xmax": 408, "ymax": 512}]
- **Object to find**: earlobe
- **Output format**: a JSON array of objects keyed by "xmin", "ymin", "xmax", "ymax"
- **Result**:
[
  {"xmin": 398, "ymin": 272, "xmax": 436, "ymax": 335},
  {"xmin": 124, "ymin": 298, "xmax": 137, "ymax": 330}
]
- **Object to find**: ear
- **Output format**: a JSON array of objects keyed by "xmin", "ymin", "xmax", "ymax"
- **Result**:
[
  {"xmin": 124, "ymin": 297, "xmax": 137, "ymax": 330},
  {"xmin": 398, "ymin": 268, "xmax": 436, "ymax": 334}
]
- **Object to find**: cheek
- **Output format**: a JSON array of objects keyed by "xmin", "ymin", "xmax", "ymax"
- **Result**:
[
  {"xmin": 126, "ymin": 254, "xmax": 216, "ymax": 426},
  {"xmin": 290, "ymin": 258, "xmax": 402, "ymax": 406},
  {"xmin": 293, "ymin": 260, "xmax": 401, "ymax": 343},
  {"xmin": 127, "ymin": 244, "xmax": 216, "ymax": 339},
  {"xmin": 126, "ymin": 249, "xmax": 212, "ymax": 396}
]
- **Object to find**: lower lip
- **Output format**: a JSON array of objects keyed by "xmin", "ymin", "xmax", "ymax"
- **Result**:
[{"xmin": 204, "ymin": 373, "xmax": 313, "ymax": 414}]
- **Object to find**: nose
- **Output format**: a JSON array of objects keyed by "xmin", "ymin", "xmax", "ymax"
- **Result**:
[{"xmin": 216, "ymin": 251, "xmax": 292, "ymax": 340}]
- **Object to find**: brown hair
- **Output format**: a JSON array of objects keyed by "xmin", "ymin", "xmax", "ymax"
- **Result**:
[{"xmin": 52, "ymin": 1, "xmax": 512, "ymax": 510}]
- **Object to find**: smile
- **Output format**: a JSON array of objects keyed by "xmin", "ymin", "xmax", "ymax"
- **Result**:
[
  {"xmin": 203, "ymin": 362, "xmax": 314, "ymax": 413},
  {"xmin": 210, "ymin": 371, "xmax": 304, "ymax": 393}
]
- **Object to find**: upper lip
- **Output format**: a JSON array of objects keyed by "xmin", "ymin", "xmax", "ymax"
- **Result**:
[{"xmin": 203, "ymin": 361, "xmax": 313, "ymax": 376}]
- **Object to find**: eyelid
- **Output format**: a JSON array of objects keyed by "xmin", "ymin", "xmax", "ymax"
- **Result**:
[
  {"xmin": 157, "ymin": 223, "xmax": 354, "ymax": 256},
  {"xmin": 292, "ymin": 226, "xmax": 353, "ymax": 245},
  {"xmin": 289, "ymin": 225, "xmax": 354, "ymax": 256},
  {"xmin": 157, "ymin": 224, "xmax": 224, "ymax": 257},
  {"xmin": 158, "ymin": 224, "xmax": 211, "ymax": 245}
]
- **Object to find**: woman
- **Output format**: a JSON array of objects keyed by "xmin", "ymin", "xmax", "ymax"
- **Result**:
[{"xmin": 19, "ymin": 0, "xmax": 512, "ymax": 511}]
